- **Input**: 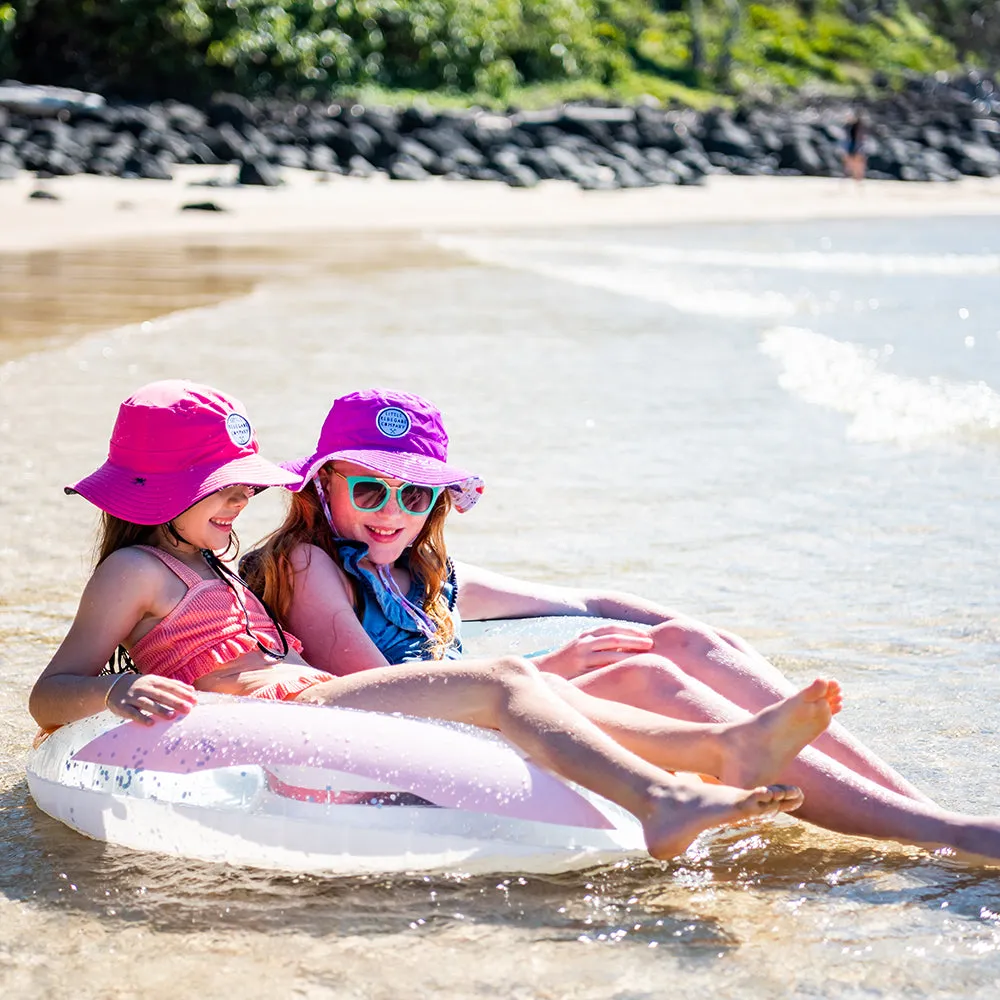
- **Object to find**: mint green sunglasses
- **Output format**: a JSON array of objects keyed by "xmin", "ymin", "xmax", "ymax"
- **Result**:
[{"xmin": 334, "ymin": 471, "xmax": 442, "ymax": 515}]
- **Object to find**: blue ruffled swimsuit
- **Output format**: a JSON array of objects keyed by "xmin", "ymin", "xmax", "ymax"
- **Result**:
[{"xmin": 335, "ymin": 539, "xmax": 462, "ymax": 663}]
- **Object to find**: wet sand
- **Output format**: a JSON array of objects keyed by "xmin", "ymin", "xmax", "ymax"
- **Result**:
[
  {"xmin": 4, "ymin": 166, "xmax": 1000, "ymax": 258},
  {"xmin": 0, "ymin": 231, "xmax": 466, "ymax": 363},
  {"xmin": 3, "ymin": 166, "xmax": 1000, "ymax": 364}
]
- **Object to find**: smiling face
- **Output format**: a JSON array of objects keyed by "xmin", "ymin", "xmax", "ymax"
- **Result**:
[
  {"xmin": 165, "ymin": 484, "xmax": 254, "ymax": 551},
  {"xmin": 322, "ymin": 460, "xmax": 432, "ymax": 566}
]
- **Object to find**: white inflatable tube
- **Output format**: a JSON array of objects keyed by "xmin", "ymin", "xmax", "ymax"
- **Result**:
[{"xmin": 26, "ymin": 618, "xmax": 647, "ymax": 876}]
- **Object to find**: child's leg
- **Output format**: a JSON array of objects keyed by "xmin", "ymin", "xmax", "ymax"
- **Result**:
[
  {"xmin": 574, "ymin": 655, "xmax": 1000, "ymax": 860},
  {"xmin": 641, "ymin": 620, "xmax": 932, "ymax": 803},
  {"xmin": 541, "ymin": 672, "xmax": 842, "ymax": 789},
  {"xmin": 295, "ymin": 656, "xmax": 803, "ymax": 860}
]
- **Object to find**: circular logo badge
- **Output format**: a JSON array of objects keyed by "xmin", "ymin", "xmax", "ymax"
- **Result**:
[
  {"xmin": 226, "ymin": 412, "xmax": 253, "ymax": 447},
  {"xmin": 375, "ymin": 406, "xmax": 411, "ymax": 438}
]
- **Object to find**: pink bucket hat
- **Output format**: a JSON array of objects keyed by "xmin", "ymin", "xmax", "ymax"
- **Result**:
[
  {"xmin": 282, "ymin": 389, "xmax": 484, "ymax": 512},
  {"xmin": 66, "ymin": 380, "xmax": 299, "ymax": 525}
]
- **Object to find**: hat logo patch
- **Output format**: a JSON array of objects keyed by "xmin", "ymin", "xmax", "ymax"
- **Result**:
[
  {"xmin": 375, "ymin": 406, "xmax": 411, "ymax": 438},
  {"xmin": 226, "ymin": 412, "xmax": 253, "ymax": 447}
]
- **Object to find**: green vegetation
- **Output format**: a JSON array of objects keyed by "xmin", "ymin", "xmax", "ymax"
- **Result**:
[{"xmin": 1, "ymin": 1, "xmax": 989, "ymax": 108}]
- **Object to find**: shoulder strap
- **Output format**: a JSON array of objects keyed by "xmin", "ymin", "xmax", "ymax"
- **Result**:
[{"xmin": 134, "ymin": 544, "xmax": 205, "ymax": 588}]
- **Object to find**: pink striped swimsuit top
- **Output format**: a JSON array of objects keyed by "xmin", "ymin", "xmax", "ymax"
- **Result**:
[{"xmin": 128, "ymin": 545, "xmax": 303, "ymax": 685}]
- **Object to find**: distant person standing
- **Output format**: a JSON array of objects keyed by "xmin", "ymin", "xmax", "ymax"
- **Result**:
[{"xmin": 842, "ymin": 114, "xmax": 868, "ymax": 182}]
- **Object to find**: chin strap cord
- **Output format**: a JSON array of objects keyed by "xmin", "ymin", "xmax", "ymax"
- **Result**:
[
  {"xmin": 199, "ymin": 546, "xmax": 290, "ymax": 661},
  {"xmin": 166, "ymin": 519, "xmax": 289, "ymax": 661}
]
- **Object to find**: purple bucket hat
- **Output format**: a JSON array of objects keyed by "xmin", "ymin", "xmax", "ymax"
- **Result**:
[
  {"xmin": 66, "ymin": 380, "xmax": 299, "ymax": 525},
  {"xmin": 282, "ymin": 389, "xmax": 484, "ymax": 512}
]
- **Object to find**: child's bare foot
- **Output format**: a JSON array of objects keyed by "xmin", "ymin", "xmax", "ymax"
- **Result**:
[
  {"xmin": 718, "ymin": 678, "xmax": 843, "ymax": 789},
  {"xmin": 641, "ymin": 780, "xmax": 804, "ymax": 860}
]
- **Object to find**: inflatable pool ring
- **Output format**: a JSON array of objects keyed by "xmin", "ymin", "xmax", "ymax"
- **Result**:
[{"xmin": 26, "ymin": 618, "xmax": 646, "ymax": 876}]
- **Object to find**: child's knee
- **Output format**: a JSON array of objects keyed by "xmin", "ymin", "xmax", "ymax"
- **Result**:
[
  {"xmin": 650, "ymin": 619, "xmax": 718, "ymax": 659},
  {"xmin": 581, "ymin": 654, "xmax": 687, "ymax": 700},
  {"xmin": 488, "ymin": 655, "xmax": 540, "ymax": 687}
]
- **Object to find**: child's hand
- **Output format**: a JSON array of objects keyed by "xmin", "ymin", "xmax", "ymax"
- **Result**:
[
  {"xmin": 106, "ymin": 674, "xmax": 198, "ymax": 725},
  {"xmin": 533, "ymin": 623, "xmax": 655, "ymax": 679}
]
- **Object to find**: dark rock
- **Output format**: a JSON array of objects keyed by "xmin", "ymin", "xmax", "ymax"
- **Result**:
[
  {"xmin": 277, "ymin": 144, "xmax": 308, "ymax": 169},
  {"xmin": 387, "ymin": 153, "xmax": 429, "ymax": 180},
  {"xmin": 242, "ymin": 123, "xmax": 278, "ymax": 163},
  {"xmin": 702, "ymin": 114, "xmax": 760, "ymax": 160},
  {"xmin": 141, "ymin": 130, "xmax": 192, "ymax": 163},
  {"xmin": 123, "ymin": 152, "xmax": 173, "ymax": 180},
  {"xmin": 608, "ymin": 160, "xmax": 650, "ymax": 188},
  {"xmin": 779, "ymin": 136, "xmax": 823, "ymax": 175},
  {"xmin": 307, "ymin": 145, "xmax": 339, "ymax": 172},
  {"xmin": 957, "ymin": 141, "xmax": 1000, "ymax": 176},
  {"xmin": 345, "ymin": 122, "xmax": 382, "ymax": 162},
  {"xmin": 672, "ymin": 146, "xmax": 714, "ymax": 177},
  {"xmin": 0, "ymin": 144, "xmax": 19, "ymax": 179},
  {"xmin": 521, "ymin": 147, "xmax": 565, "ymax": 180},
  {"xmin": 17, "ymin": 141, "xmax": 49, "ymax": 171},
  {"xmin": 918, "ymin": 147, "xmax": 961, "ymax": 180},
  {"xmin": 577, "ymin": 169, "xmax": 619, "ymax": 191},
  {"xmin": 347, "ymin": 155, "xmax": 376, "ymax": 177},
  {"xmin": 438, "ymin": 146, "xmax": 486, "ymax": 172},
  {"xmin": 86, "ymin": 156, "xmax": 123, "ymax": 176},
  {"xmin": 503, "ymin": 163, "xmax": 539, "ymax": 188},
  {"xmin": 920, "ymin": 125, "xmax": 948, "ymax": 149},
  {"xmin": 186, "ymin": 139, "xmax": 223, "ymax": 166},
  {"xmin": 207, "ymin": 94, "xmax": 258, "ymax": 129},
  {"xmin": 1, "ymin": 125, "xmax": 28, "ymax": 146},
  {"xmin": 238, "ymin": 158, "xmax": 283, "ymax": 186},
  {"xmin": 164, "ymin": 102, "xmax": 208, "ymax": 135},
  {"xmin": 39, "ymin": 148, "xmax": 85, "ymax": 176},
  {"xmin": 400, "ymin": 105, "xmax": 437, "ymax": 133},
  {"xmin": 181, "ymin": 201, "xmax": 227, "ymax": 212},
  {"xmin": 642, "ymin": 166, "xmax": 679, "ymax": 185},
  {"xmin": 203, "ymin": 123, "xmax": 251, "ymax": 163},
  {"xmin": 396, "ymin": 137, "xmax": 438, "ymax": 170},
  {"xmin": 29, "ymin": 189, "xmax": 60, "ymax": 200},
  {"xmin": 466, "ymin": 165, "xmax": 506, "ymax": 182},
  {"xmin": 543, "ymin": 144, "xmax": 591, "ymax": 185},
  {"xmin": 411, "ymin": 126, "xmax": 477, "ymax": 160}
]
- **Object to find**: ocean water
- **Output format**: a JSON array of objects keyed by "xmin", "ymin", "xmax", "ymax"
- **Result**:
[{"xmin": 2, "ymin": 214, "xmax": 1000, "ymax": 997}]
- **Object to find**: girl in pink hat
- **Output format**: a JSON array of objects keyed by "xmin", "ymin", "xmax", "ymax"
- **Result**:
[
  {"xmin": 246, "ymin": 387, "xmax": 1000, "ymax": 862},
  {"xmin": 33, "ymin": 380, "xmax": 866, "ymax": 862}
]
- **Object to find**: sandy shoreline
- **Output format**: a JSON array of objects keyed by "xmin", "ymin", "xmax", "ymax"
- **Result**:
[
  {"xmin": 4, "ymin": 165, "xmax": 999, "ymax": 364},
  {"xmin": 4, "ymin": 166, "xmax": 1000, "ymax": 255}
]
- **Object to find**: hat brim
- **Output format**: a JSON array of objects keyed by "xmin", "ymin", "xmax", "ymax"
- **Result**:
[
  {"xmin": 66, "ymin": 454, "xmax": 299, "ymax": 525},
  {"xmin": 281, "ymin": 448, "xmax": 483, "ymax": 512}
]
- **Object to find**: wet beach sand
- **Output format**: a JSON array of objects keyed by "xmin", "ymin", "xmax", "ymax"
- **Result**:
[
  {"xmin": 3, "ymin": 169, "xmax": 1000, "ymax": 998},
  {"xmin": 4, "ymin": 166, "xmax": 999, "ymax": 361}
]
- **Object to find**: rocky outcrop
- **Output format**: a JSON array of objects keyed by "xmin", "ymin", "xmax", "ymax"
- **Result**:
[{"xmin": 1, "ymin": 72, "xmax": 997, "ymax": 189}]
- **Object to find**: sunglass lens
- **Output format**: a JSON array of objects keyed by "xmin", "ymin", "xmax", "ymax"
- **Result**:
[
  {"xmin": 399, "ymin": 484, "xmax": 435, "ymax": 513},
  {"xmin": 352, "ymin": 480, "xmax": 389, "ymax": 510}
]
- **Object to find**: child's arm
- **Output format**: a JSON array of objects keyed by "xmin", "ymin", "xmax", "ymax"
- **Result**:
[
  {"xmin": 284, "ymin": 543, "xmax": 393, "ymax": 676},
  {"xmin": 454, "ymin": 561, "xmax": 685, "ymax": 624},
  {"xmin": 29, "ymin": 549, "xmax": 197, "ymax": 729},
  {"xmin": 453, "ymin": 561, "xmax": 695, "ymax": 678}
]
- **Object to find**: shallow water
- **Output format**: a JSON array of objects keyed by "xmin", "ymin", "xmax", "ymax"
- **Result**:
[{"xmin": 2, "ymin": 217, "xmax": 1000, "ymax": 997}]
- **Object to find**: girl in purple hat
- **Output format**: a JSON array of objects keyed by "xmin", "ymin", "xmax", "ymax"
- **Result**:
[
  {"xmin": 35, "ymin": 380, "xmax": 873, "ymax": 862},
  {"xmin": 245, "ymin": 387, "xmax": 1000, "ymax": 863}
]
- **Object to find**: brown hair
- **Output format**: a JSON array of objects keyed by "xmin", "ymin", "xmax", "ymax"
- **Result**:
[
  {"xmin": 242, "ymin": 467, "xmax": 456, "ymax": 659},
  {"xmin": 95, "ymin": 512, "xmax": 158, "ymax": 566}
]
